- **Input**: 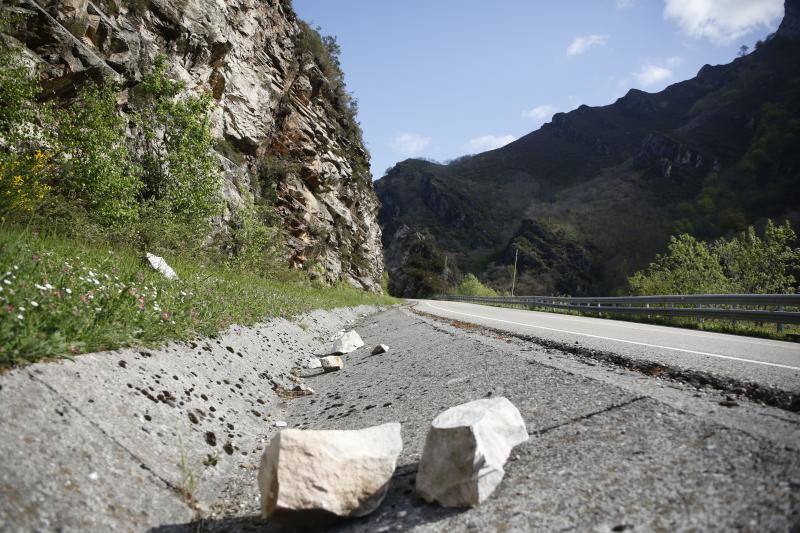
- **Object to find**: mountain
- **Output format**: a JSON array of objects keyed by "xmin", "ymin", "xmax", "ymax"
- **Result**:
[
  {"xmin": 376, "ymin": 0, "xmax": 800, "ymax": 297},
  {"xmin": 5, "ymin": 0, "xmax": 383, "ymax": 290}
]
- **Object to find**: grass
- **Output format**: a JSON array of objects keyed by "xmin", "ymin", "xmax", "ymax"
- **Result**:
[{"xmin": 0, "ymin": 224, "xmax": 397, "ymax": 367}]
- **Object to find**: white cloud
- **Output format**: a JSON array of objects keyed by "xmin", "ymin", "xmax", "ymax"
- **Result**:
[
  {"xmin": 566, "ymin": 34, "xmax": 609, "ymax": 56},
  {"xmin": 521, "ymin": 104, "xmax": 557, "ymax": 122},
  {"xmin": 390, "ymin": 132, "xmax": 432, "ymax": 157},
  {"xmin": 664, "ymin": 0, "xmax": 784, "ymax": 44},
  {"xmin": 465, "ymin": 135, "xmax": 516, "ymax": 153},
  {"xmin": 634, "ymin": 63, "xmax": 674, "ymax": 87},
  {"xmin": 666, "ymin": 56, "xmax": 684, "ymax": 68},
  {"xmin": 617, "ymin": 0, "xmax": 636, "ymax": 8}
]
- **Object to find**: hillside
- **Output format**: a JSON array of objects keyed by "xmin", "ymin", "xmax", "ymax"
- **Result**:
[
  {"xmin": 3, "ymin": 0, "xmax": 383, "ymax": 290},
  {"xmin": 376, "ymin": 0, "xmax": 800, "ymax": 297}
]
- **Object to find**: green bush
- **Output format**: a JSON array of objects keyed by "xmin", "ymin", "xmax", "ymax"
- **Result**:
[
  {"xmin": 57, "ymin": 82, "xmax": 140, "ymax": 226},
  {"xmin": 453, "ymin": 273, "xmax": 498, "ymax": 297},
  {"xmin": 629, "ymin": 221, "xmax": 800, "ymax": 295},
  {"xmin": 713, "ymin": 220, "xmax": 800, "ymax": 294},
  {"xmin": 135, "ymin": 56, "xmax": 221, "ymax": 229}
]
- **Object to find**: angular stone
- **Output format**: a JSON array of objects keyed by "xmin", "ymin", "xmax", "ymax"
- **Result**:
[
  {"xmin": 320, "ymin": 355, "xmax": 343, "ymax": 372},
  {"xmin": 371, "ymin": 344, "xmax": 389, "ymax": 355},
  {"xmin": 258, "ymin": 423, "xmax": 403, "ymax": 521},
  {"xmin": 306, "ymin": 357, "xmax": 322, "ymax": 369},
  {"xmin": 332, "ymin": 330, "xmax": 364, "ymax": 354},
  {"xmin": 416, "ymin": 397, "xmax": 528, "ymax": 507},
  {"xmin": 143, "ymin": 253, "xmax": 178, "ymax": 280}
]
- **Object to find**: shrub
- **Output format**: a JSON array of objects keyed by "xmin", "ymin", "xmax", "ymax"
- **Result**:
[
  {"xmin": 135, "ymin": 56, "xmax": 221, "ymax": 229},
  {"xmin": 453, "ymin": 273, "xmax": 498, "ymax": 297},
  {"xmin": 713, "ymin": 220, "xmax": 800, "ymax": 294},
  {"xmin": 56, "ymin": 82, "xmax": 140, "ymax": 226},
  {"xmin": 629, "ymin": 221, "xmax": 800, "ymax": 295},
  {"xmin": 628, "ymin": 234, "xmax": 732, "ymax": 295}
]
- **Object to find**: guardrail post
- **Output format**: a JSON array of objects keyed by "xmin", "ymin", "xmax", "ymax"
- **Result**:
[{"xmin": 778, "ymin": 305, "xmax": 784, "ymax": 334}]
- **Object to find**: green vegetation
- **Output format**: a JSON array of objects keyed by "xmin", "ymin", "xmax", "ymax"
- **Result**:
[
  {"xmin": 629, "ymin": 220, "xmax": 800, "ymax": 295},
  {"xmin": 452, "ymin": 273, "xmax": 498, "ymax": 297},
  {"xmin": 0, "ymin": 18, "xmax": 394, "ymax": 367},
  {"xmin": 0, "ymin": 225, "xmax": 395, "ymax": 367}
]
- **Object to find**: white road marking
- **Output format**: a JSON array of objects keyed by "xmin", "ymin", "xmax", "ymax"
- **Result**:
[
  {"xmin": 484, "ymin": 302, "xmax": 793, "ymax": 350},
  {"xmin": 421, "ymin": 301, "xmax": 800, "ymax": 371}
]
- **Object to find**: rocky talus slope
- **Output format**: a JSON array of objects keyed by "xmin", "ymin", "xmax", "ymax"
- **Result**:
[
  {"xmin": 6, "ymin": 0, "xmax": 382, "ymax": 290},
  {"xmin": 377, "ymin": 0, "xmax": 800, "ymax": 297}
]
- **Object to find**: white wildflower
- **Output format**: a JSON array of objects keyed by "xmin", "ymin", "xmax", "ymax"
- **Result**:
[
  {"xmin": 2, "ymin": 279, "xmax": 10, "ymax": 286},
  {"xmin": 35, "ymin": 283, "xmax": 46, "ymax": 290},
  {"xmin": 16, "ymin": 314, "xmax": 23, "ymax": 320},
  {"xmin": 30, "ymin": 301, "xmax": 39, "ymax": 307},
  {"xmin": 19, "ymin": 306, "xmax": 25, "ymax": 312},
  {"xmin": 64, "ymin": 288, "xmax": 72, "ymax": 294},
  {"xmin": 44, "ymin": 283, "xmax": 53, "ymax": 290}
]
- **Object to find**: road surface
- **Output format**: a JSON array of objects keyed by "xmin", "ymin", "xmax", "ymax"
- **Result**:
[{"xmin": 414, "ymin": 299, "xmax": 800, "ymax": 394}]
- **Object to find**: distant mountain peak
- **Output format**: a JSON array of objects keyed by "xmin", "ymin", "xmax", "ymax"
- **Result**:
[{"xmin": 778, "ymin": 0, "xmax": 800, "ymax": 38}]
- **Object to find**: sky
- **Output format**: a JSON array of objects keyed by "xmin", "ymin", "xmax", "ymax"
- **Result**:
[{"xmin": 292, "ymin": 0, "xmax": 785, "ymax": 179}]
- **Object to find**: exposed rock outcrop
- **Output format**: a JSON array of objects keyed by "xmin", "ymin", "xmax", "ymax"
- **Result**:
[{"xmin": 6, "ymin": 0, "xmax": 383, "ymax": 290}]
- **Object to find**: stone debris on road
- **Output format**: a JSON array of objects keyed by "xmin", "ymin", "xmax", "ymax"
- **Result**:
[
  {"xmin": 332, "ymin": 330, "xmax": 365, "ymax": 354},
  {"xmin": 306, "ymin": 357, "xmax": 322, "ymax": 369},
  {"xmin": 143, "ymin": 252, "xmax": 178, "ymax": 280},
  {"xmin": 321, "ymin": 355, "xmax": 344, "ymax": 372},
  {"xmin": 371, "ymin": 344, "xmax": 389, "ymax": 355},
  {"xmin": 416, "ymin": 397, "xmax": 529, "ymax": 507},
  {"xmin": 258, "ymin": 423, "xmax": 403, "ymax": 522}
]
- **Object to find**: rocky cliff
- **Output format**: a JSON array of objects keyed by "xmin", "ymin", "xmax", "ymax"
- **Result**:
[
  {"xmin": 377, "ymin": 0, "xmax": 800, "ymax": 297},
  {"xmin": 6, "ymin": 0, "xmax": 383, "ymax": 290}
]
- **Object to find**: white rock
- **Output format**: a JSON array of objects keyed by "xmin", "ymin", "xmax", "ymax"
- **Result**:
[
  {"xmin": 320, "ymin": 355, "xmax": 343, "ymax": 372},
  {"xmin": 332, "ymin": 330, "xmax": 364, "ymax": 354},
  {"xmin": 371, "ymin": 344, "xmax": 389, "ymax": 355},
  {"xmin": 258, "ymin": 423, "xmax": 403, "ymax": 520},
  {"xmin": 144, "ymin": 253, "xmax": 178, "ymax": 280},
  {"xmin": 273, "ymin": 421, "xmax": 287, "ymax": 428},
  {"xmin": 306, "ymin": 357, "xmax": 322, "ymax": 369},
  {"xmin": 416, "ymin": 397, "xmax": 528, "ymax": 507}
]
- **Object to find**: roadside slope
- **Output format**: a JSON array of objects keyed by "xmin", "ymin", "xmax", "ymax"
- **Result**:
[{"xmin": 0, "ymin": 305, "xmax": 382, "ymax": 531}]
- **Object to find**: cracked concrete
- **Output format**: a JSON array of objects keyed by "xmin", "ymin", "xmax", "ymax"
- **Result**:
[{"xmin": 0, "ymin": 306, "xmax": 381, "ymax": 532}]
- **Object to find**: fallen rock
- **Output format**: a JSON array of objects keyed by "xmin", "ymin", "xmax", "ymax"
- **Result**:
[
  {"xmin": 144, "ymin": 253, "xmax": 178, "ymax": 280},
  {"xmin": 332, "ymin": 330, "xmax": 364, "ymax": 354},
  {"xmin": 416, "ymin": 397, "xmax": 528, "ymax": 507},
  {"xmin": 307, "ymin": 357, "xmax": 322, "ymax": 369},
  {"xmin": 258, "ymin": 423, "xmax": 403, "ymax": 521},
  {"xmin": 371, "ymin": 344, "xmax": 389, "ymax": 355},
  {"xmin": 320, "ymin": 355, "xmax": 343, "ymax": 372},
  {"xmin": 273, "ymin": 421, "xmax": 288, "ymax": 428}
]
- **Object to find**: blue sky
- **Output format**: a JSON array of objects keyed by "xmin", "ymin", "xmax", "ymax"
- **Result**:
[{"xmin": 293, "ymin": 0, "xmax": 785, "ymax": 179}]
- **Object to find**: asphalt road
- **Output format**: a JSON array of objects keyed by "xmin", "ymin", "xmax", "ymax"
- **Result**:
[{"xmin": 415, "ymin": 299, "xmax": 800, "ymax": 394}]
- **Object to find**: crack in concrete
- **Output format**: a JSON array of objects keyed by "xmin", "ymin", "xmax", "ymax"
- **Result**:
[
  {"xmin": 27, "ymin": 371, "xmax": 196, "ymax": 511},
  {"xmin": 530, "ymin": 396, "xmax": 648, "ymax": 437}
]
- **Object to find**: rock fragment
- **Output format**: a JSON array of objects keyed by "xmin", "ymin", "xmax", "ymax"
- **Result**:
[
  {"xmin": 306, "ymin": 357, "xmax": 322, "ymax": 369},
  {"xmin": 371, "ymin": 344, "xmax": 389, "ymax": 355},
  {"xmin": 258, "ymin": 423, "xmax": 403, "ymax": 521},
  {"xmin": 332, "ymin": 330, "xmax": 364, "ymax": 354},
  {"xmin": 320, "ymin": 355, "xmax": 343, "ymax": 372},
  {"xmin": 416, "ymin": 397, "xmax": 528, "ymax": 507},
  {"xmin": 143, "ymin": 253, "xmax": 178, "ymax": 280}
]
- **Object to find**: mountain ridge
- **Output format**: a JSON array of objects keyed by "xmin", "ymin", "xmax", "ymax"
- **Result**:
[{"xmin": 376, "ymin": 0, "xmax": 800, "ymax": 297}]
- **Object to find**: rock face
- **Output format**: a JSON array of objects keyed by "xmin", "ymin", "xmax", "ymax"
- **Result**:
[
  {"xmin": 258, "ymin": 423, "xmax": 403, "ymax": 521},
  {"xmin": 416, "ymin": 397, "xmax": 528, "ymax": 508},
  {"xmin": 332, "ymin": 330, "xmax": 364, "ymax": 354},
  {"xmin": 7, "ymin": 0, "xmax": 383, "ymax": 291}
]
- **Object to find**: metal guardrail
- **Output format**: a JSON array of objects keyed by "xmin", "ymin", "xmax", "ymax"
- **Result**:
[{"xmin": 434, "ymin": 294, "xmax": 800, "ymax": 330}]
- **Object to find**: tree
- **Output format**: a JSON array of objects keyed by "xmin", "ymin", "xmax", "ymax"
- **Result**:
[
  {"xmin": 628, "ymin": 234, "xmax": 731, "ymax": 295},
  {"xmin": 452, "ymin": 273, "xmax": 498, "ymax": 297},
  {"xmin": 713, "ymin": 220, "xmax": 800, "ymax": 294},
  {"xmin": 738, "ymin": 45, "xmax": 749, "ymax": 57}
]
